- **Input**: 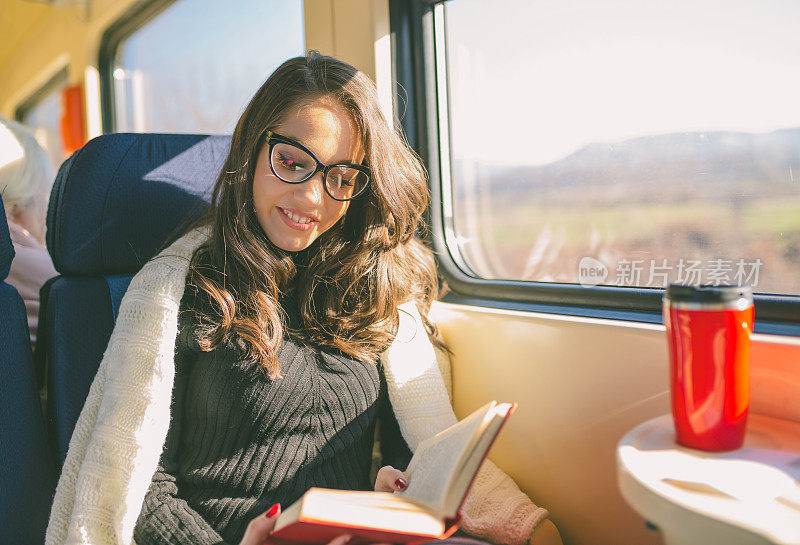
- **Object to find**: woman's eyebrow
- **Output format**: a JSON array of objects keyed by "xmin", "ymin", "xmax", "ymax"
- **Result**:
[
  {"xmin": 278, "ymin": 132, "xmax": 307, "ymax": 148},
  {"xmin": 282, "ymin": 133, "xmax": 362, "ymax": 165}
]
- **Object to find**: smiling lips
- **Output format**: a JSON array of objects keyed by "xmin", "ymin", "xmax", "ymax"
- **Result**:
[{"xmin": 277, "ymin": 206, "xmax": 318, "ymax": 231}]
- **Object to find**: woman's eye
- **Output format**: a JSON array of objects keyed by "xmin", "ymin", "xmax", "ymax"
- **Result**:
[
  {"xmin": 277, "ymin": 153, "xmax": 305, "ymax": 171},
  {"xmin": 330, "ymin": 174, "xmax": 354, "ymax": 188}
]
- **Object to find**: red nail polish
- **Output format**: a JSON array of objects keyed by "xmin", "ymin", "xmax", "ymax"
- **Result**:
[
  {"xmin": 265, "ymin": 503, "xmax": 281, "ymax": 518},
  {"xmin": 395, "ymin": 478, "xmax": 408, "ymax": 490}
]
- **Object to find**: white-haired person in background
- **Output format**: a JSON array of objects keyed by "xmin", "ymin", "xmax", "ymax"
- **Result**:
[{"xmin": 0, "ymin": 117, "xmax": 58, "ymax": 348}]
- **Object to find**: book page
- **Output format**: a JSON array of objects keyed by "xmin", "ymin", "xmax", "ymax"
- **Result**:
[
  {"xmin": 398, "ymin": 402, "xmax": 496, "ymax": 516},
  {"xmin": 443, "ymin": 407, "xmax": 511, "ymax": 514},
  {"xmin": 275, "ymin": 489, "xmax": 445, "ymax": 536}
]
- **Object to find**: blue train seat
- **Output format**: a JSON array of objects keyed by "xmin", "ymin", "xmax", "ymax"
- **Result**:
[
  {"xmin": 0, "ymin": 195, "xmax": 56, "ymax": 545},
  {"xmin": 39, "ymin": 133, "xmax": 229, "ymax": 466}
]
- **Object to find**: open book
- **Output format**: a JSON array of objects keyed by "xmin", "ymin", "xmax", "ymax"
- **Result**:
[{"xmin": 271, "ymin": 401, "xmax": 517, "ymax": 544}]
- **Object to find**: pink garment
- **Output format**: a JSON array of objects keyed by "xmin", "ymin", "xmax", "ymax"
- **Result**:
[{"xmin": 6, "ymin": 219, "xmax": 57, "ymax": 347}]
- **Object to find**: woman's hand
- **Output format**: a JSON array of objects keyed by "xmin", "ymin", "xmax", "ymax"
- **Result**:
[
  {"xmin": 374, "ymin": 465, "xmax": 408, "ymax": 492},
  {"xmin": 239, "ymin": 503, "xmax": 282, "ymax": 545}
]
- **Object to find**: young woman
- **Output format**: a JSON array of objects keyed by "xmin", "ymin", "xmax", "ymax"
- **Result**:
[{"xmin": 45, "ymin": 52, "xmax": 556, "ymax": 545}]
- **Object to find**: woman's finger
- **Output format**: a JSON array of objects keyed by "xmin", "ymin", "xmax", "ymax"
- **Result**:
[
  {"xmin": 239, "ymin": 503, "xmax": 281, "ymax": 545},
  {"xmin": 327, "ymin": 537, "xmax": 392, "ymax": 545},
  {"xmin": 325, "ymin": 533, "xmax": 353, "ymax": 545},
  {"xmin": 374, "ymin": 465, "xmax": 408, "ymax": 492}
]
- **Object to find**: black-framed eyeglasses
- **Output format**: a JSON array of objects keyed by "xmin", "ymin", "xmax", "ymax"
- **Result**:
[{"xmin": 259, "ymin": 130, "xmax": 371, "ymax": 202}]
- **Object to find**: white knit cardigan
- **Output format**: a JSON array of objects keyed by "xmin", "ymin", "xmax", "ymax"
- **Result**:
[{"xmin": 44, "ymin": 228, "xmax": 548, "ymax": 545}]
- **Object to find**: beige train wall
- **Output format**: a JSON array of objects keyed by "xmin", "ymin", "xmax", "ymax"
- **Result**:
[
  {"xmin": 431, "ymin": 301, "xmax": 800, "ymax": 545},
  {"xmin": 0, "ymin": 0, "xmax": 388, "ymax": 124}
]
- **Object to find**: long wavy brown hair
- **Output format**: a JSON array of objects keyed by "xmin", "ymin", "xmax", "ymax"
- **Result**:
[{"xmin": 186, "ymin": 51, "xmax": 441, "ymax": 378}]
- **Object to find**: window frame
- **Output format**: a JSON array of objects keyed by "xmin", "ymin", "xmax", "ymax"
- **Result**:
[
  {"xmin": 14, "ymin": 66, "xmax": 69, "ymax": 124},
  {"xmin": 97, "ymin": 0, "xmax": 176, "ymax": 134},
  {"xmin": 389, "ymin": 0, "xmax": 800, "ymax": 336}
]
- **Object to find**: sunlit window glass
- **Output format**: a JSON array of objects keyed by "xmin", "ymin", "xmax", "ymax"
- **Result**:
[
  {"xmin": 442, "ymin": 0, "xmax": 800, "ymax": 296},
  {"xmin": 114, "ymin": 0, "xmax": 304, "ymax": 133},
  {"xmin": 20, "ymin": 83, "xmax": 67, "ymax": 171}
]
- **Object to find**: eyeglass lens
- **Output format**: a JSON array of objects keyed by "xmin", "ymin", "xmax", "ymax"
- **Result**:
[{"xmin": 271, "ymin": 142, "xmax": 368, "ymax": 200}]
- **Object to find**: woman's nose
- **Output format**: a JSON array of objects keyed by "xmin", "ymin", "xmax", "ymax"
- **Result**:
[{"xmin": 296, "ymin": 171, "xmax": 326, "ymax": 204}]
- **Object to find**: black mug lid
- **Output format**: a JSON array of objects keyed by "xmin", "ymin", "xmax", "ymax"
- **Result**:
[{"xmin": 665, "ymin": 284, "xmax": 753, "ymax": 304}]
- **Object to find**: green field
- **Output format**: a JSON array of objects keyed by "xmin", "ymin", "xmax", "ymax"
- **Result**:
[
  {"xmin": 451, "ymin": 194, "xmax": 800, "ymax": 294},
  {"xmin": 478, "ymin": 196, "xmax": 800, "ymax": 248}
]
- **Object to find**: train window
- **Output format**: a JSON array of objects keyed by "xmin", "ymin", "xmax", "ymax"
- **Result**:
[
  {"xmin": 107, "ymin": 0, "xmax": 304, "ymax": 134},
  {"xmin": 14, "ymin": 67, "xmax": 68, "ymax": 170},
  {"xmin": 435, "ymin": 0, "xmax": 800, "ymax": 298}
]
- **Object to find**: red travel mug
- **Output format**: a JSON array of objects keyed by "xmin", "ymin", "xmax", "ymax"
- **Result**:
[{"xmin": 663, "ymin": 284, "xmax": 754, "ymax": 451}]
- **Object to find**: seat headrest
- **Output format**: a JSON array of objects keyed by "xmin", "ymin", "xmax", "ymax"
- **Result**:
[
  {"xmin": 47, "ymin": 133, "xmax": 230, "ymax": 275},
  {"xmin": 0, "ymin": 195, "xmax": 14, "ymax": 281}
]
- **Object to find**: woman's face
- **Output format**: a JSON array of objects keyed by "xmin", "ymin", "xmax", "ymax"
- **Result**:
[{"xmin": 252, "ymin": 97, "xmax": 365, "ymax": 252}]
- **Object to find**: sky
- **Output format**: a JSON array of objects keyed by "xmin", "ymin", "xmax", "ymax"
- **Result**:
[
  {"xmin": 118, "ymin": 0, "xmax": 304, "ymax": 133},
  {"xmin": 445, "ymin": 0, "xmax": 800, "ymax": 165}
]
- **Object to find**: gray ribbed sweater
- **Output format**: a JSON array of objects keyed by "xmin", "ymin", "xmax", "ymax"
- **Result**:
[{"xmin": 133, "ymin": 286, "xmax": 408, "ymax": 545}]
